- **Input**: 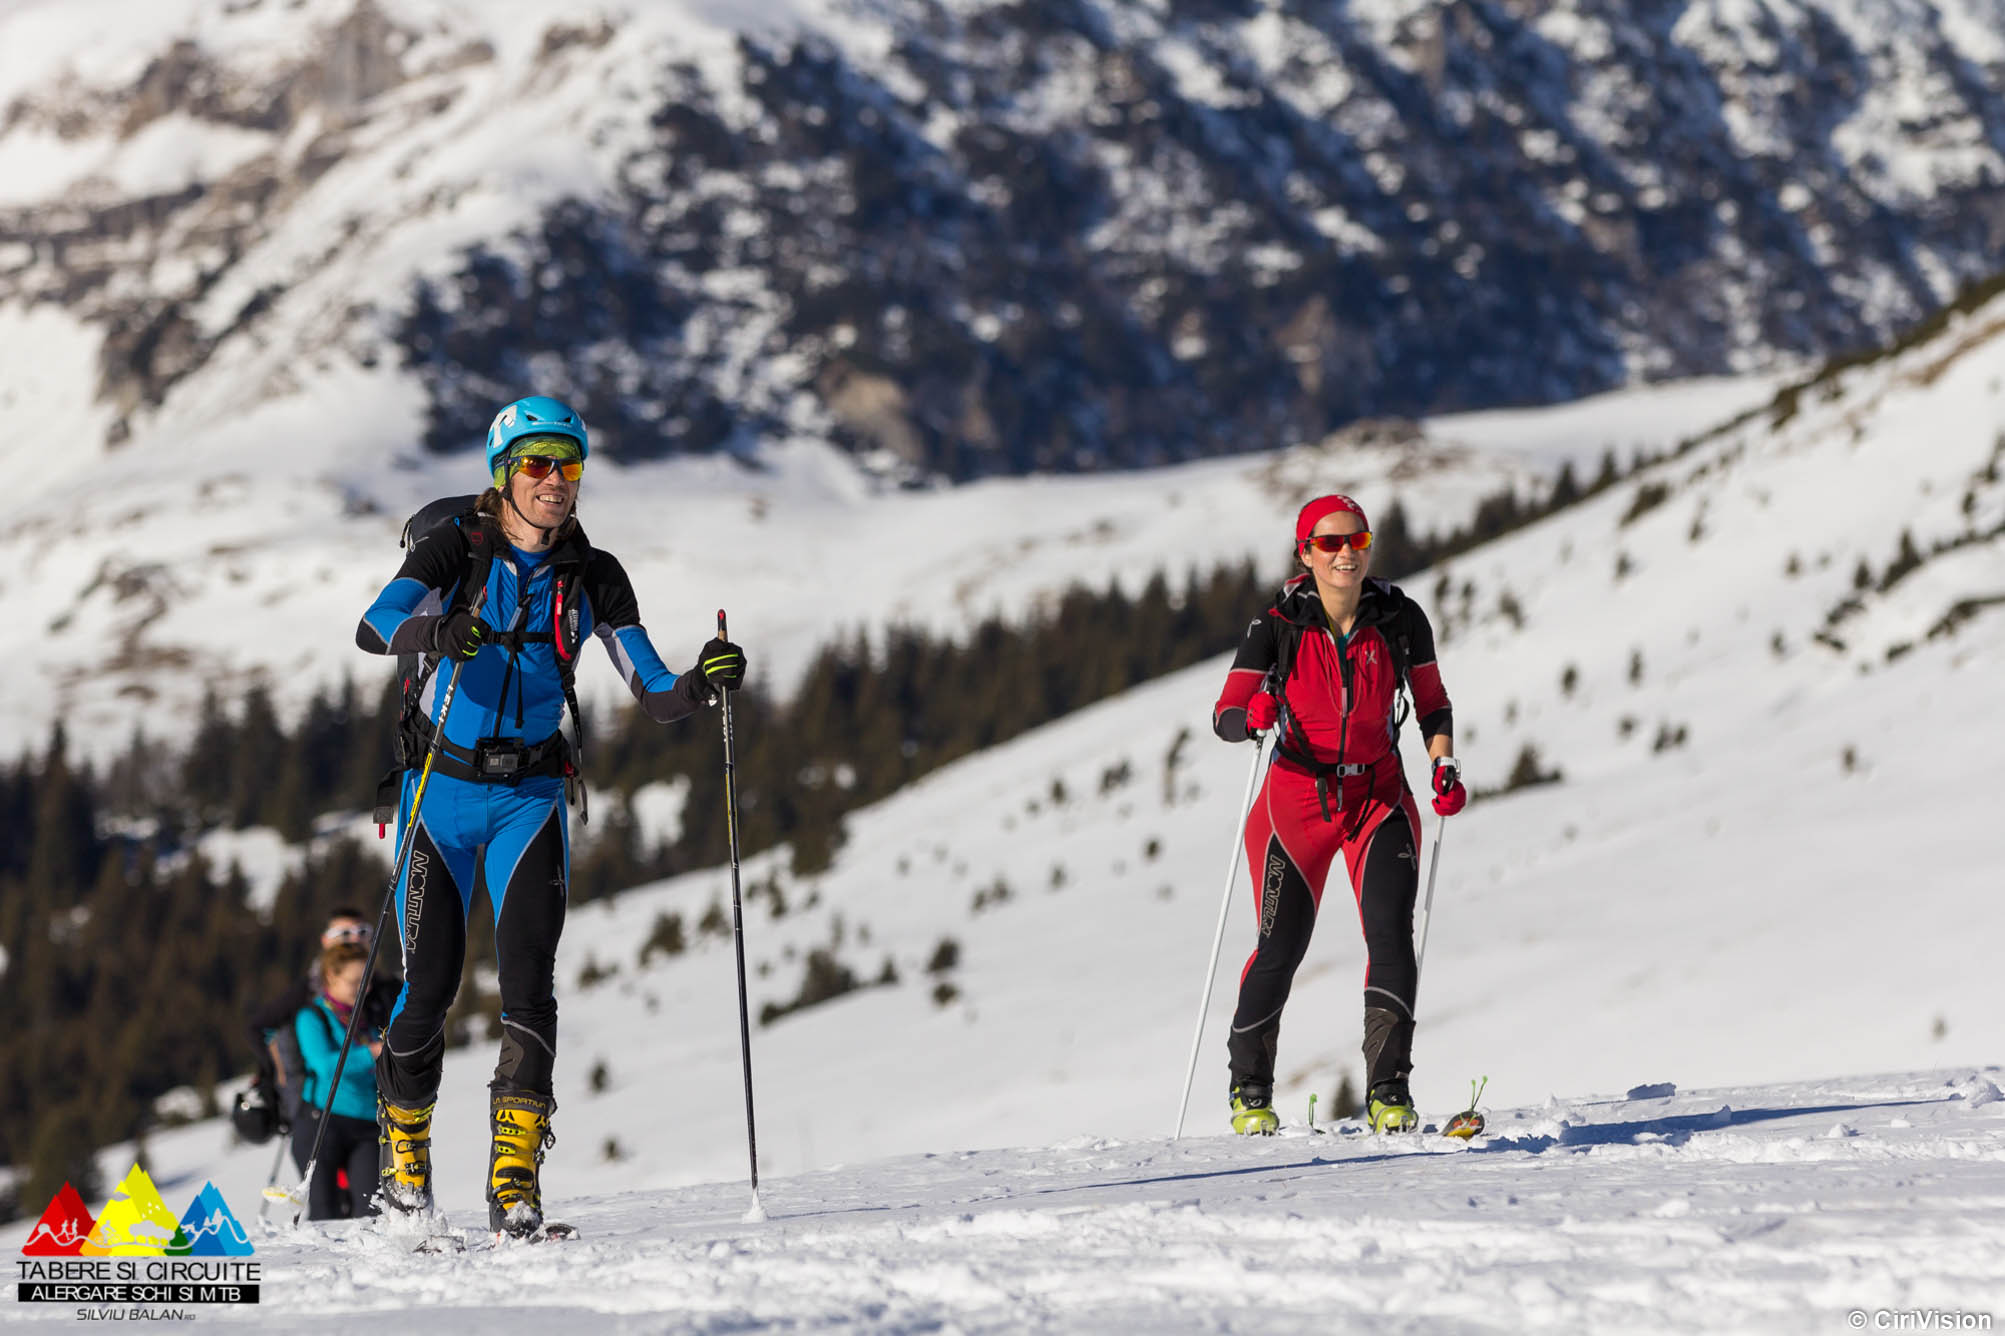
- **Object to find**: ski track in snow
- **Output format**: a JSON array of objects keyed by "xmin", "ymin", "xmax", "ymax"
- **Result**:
[{"xmin": 7, "ymin": 1073, "xmax": 1999, "ymax": 1332}]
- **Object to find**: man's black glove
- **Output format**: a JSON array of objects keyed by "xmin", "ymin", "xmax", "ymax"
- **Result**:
[
  {"xmin": 430, "ymin": 610, "xmax": 490, "ymax": 662},
  {"xmin": 694, "ymin": 637, "xmax": 747, "ymax": 689}
]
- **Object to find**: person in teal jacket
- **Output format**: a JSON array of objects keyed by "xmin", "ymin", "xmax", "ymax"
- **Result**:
[{"xmin": 291, "ymin": 939, "xmax": 384, "ymax": 1220}]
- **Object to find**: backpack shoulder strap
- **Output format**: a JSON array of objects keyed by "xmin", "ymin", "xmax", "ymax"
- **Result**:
[
  {"xmin": 1271, "ymin": 610, "xmax": 1301, "ymax": 690},
  {"xmin": 296, "ymin": 1000, "xmax": 344, "ymax": 1108},
  {"xmin": 548, "ymin": 536, "xmax": 597, "ymax": 670},
  {"xmin": 312, "ymin": 1000, "xmax": 342, "ymax": 1050},
  {"xmin": 543, "ymin": 534, "xmax": 597, "ymax": 822},
  {"xmin": 399, "ymin": 508, "xmax": 494, "ymax": 704},
  {"xmin": 451, "ymin": 511, "xmax": 501, "ymax": 617},
  {"xmin": 1265, "ymin": 589, "xmax": 1317, "ymax": 763},
  {"xmin": 1367, "ymin": 579, "xmax": 1418, "ymax": 730},
  {"xmin": 1382, "ymin": 580, "xmax": 1418, "ymax": 688}
]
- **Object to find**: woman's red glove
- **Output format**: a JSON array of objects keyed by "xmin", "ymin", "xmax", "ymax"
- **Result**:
[
  {"xmin": 1431, "ymin": 757, "xmax": 1467, "ymax": 816},
  {"xmin": 1244, "ymin": 691, "xmax": 1278, "ymax": 733}
]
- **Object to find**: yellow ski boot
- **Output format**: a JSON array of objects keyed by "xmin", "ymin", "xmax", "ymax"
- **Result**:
[
  {"xmin": 377, "ymin": 1098, "xmax": 436, "ymax": 1214},
  {"xmin": 487, "ymin": 1091, "xmax": 556, "ymax": 1237},
  {"xmin": 1367, "ymin": 1078, "xmax": 1419, "ymax": 1134},
  {"xmin": 1229, "ymin": 1082, "xmax": 1280, "ymax": 1136}
]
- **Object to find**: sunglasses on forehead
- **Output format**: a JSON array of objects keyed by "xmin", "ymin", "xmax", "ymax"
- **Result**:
[
  {"xmin": 514, "ymin": 454, "xmax": 584, "ymax": 482},
  {"xmin": 1301, "ymin": 530, "xmax": 1373, "ymax": 553}
]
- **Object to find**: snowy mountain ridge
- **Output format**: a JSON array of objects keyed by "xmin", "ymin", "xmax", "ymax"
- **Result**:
[{"xmin": 7, "ymin": 0, "xmax": 2005, "ymax": 479}]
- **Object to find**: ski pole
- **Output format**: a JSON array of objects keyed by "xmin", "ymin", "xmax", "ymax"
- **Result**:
[
  {"xmin": 255, "ymin": 1135, "xmax": 289, "ymax": 1223},
  {"xmin": 717, "ymin": 610, "xmax": 765, "ymax": 1221},
  {"xmin": 1416, "ymin": 818, "xmax": 1487, "ymax": 1139},
  {"xmin": 1173, "ymin": 729, "xmax": 1269, "ymax": 1140},
  {"xmin": 265, "ymin": 591, "xmax": 485, "ymax": 1210},
  {"xmin": 1412, "ymin": 811, "xmax": 1447, "ymax": 1006}
]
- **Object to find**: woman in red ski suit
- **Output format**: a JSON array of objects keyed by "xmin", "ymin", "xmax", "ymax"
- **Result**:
[{"xmin": 1211, "ymin": 494, "xmax": 1467, "ymax": 1133}]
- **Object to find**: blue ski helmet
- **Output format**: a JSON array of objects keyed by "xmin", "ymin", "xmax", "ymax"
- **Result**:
[{"xmin": 486, "ymin": 395, "xmax": 588, "ymax": 484}]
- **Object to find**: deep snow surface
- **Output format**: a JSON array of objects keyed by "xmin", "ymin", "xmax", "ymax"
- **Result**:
[{"xmin": 8, "ymin": 1071, "xmax": 2003, "ymax": 1332}]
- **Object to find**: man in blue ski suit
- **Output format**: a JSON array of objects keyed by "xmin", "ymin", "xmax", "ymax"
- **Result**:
[{"xmin": 355, "ymin": 394, "xmax": 745, "ymax": 1235}]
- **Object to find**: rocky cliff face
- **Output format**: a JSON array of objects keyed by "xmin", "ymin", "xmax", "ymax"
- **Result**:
[{"xmin": 4, "ymin": 0, "xmax": 2004, "ymax": 479}]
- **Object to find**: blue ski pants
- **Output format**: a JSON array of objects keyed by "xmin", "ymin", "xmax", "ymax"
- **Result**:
[{"xmin": 376, "ymin": 771, "xmax": 569, "ymax": 1105}]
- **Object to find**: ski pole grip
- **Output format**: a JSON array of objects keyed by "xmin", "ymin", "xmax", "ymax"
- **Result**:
[{"xmin": 717, "ymin": 609, "xmax": 728, "ymax": 640}]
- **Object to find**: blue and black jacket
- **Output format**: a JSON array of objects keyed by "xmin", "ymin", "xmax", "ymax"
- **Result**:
[{"xmin": 356, "ymin": 511, "xmax": 708, "ymax": 767}]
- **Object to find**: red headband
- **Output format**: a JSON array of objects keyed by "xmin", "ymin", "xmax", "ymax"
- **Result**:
[{"xmin": 1295, "ymin": 494, "xmax": 1369, "ymax": 545}]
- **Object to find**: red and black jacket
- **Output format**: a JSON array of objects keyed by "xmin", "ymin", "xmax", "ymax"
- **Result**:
[{"xmin": 1213, "ymin": 575, "xmax": 1452, "ymax": 798}]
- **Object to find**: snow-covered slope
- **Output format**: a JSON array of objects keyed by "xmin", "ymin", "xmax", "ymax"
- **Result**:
[
  {"xmin": 8, "ymin": 1071, "xmax": 2002, "ymax": 1332},
  {"xmin": 27, "ymin": 276, "xmax": 2002, "ymax": 1219},
  {"xmin": 419, "ymin": 279, "xmax": 1995, "ymax": 1180},
  {"xmin": 7, "ymin": 184, "xmax": 2005, "ymax": 1336},
  {"xmin": 3, "ymin": 372, "xmax": 1776, "ymax": 763},
  {"xmin": 25, "ymin": 0, "xmax": 2005, "ymax": 762}
]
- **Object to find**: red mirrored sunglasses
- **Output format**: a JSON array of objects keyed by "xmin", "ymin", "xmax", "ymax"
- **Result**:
[
  {"xmin": 515, "ymin": 455, "xmax": 584, "ymax": 482},
  {"xmin": 1301, "ymin": 530, "xmax": 1373, "ymax": 553}
]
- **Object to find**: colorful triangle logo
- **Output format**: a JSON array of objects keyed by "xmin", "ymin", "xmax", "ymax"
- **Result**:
[
  {"xmin": 20, "ymin": 1181, "xmax": 96, "ymax": 1256},
  {"xmin": 176, "ymin": 1182, "xmax": 254, "ymax": 1257},
  {"xmin": 80, "ymin": 1165, "xmax": 191, "ymax": 1256}
]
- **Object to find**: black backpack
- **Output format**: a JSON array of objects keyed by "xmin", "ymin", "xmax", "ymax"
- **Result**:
[
  {"xmin": 370, "ymin": 496, "xmax": 592, "ymax": 827},
  {"xmin": 230, "ymin": 1081, "xmax": 283, "ymax": 1144}
]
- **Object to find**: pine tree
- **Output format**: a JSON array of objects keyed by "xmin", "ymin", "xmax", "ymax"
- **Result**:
[
  {"xmin": 27, "ymin": 725, "xmax": 99, "ymax": 900},
  {"xmin": 1374, "ymin": 499, "xmax": 1420, "ymax": 577},
  {"xmin": 229, "ymin": 685, "xmax": 287, "ymax": 828},
  {"xmin": 1550, "ymin": 460, "xmax": 1581, "ymax": 510},
  {"xmin": 1879, "ymin": 529, "xmax": 1924, "ymax": 590},
  {"xmin": 21, "ymin": 1099, "xmax": 103, "ymax": 1218},
  {"xmin": 1592, "ymin": 448, "xmax": 1620, "ymax": 493},
  {"xmin": 182, "ymin": 688, "xmax": 237, "ymax": 823}
]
